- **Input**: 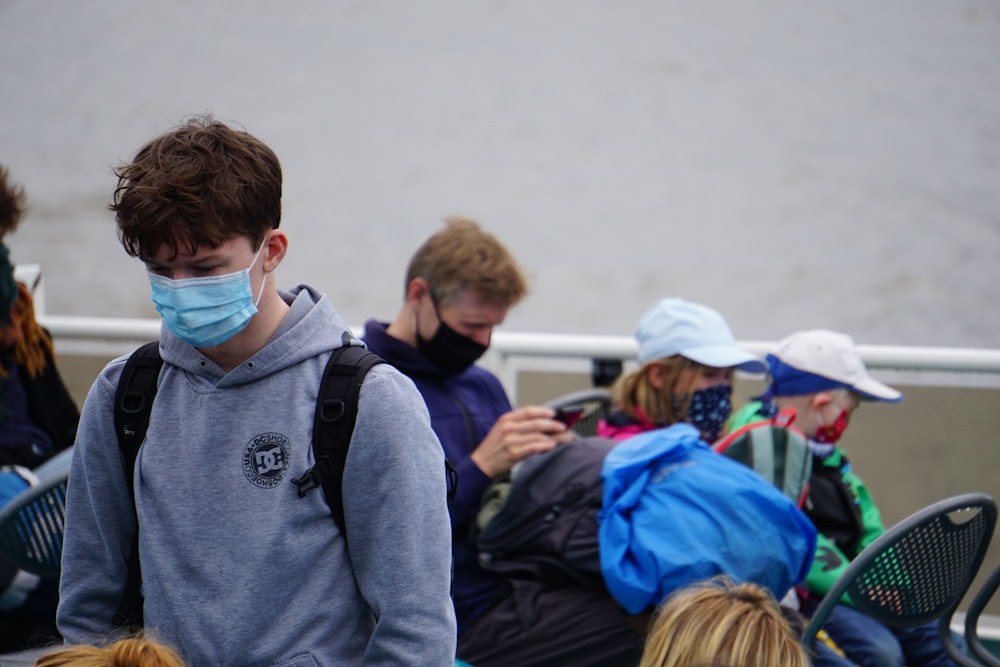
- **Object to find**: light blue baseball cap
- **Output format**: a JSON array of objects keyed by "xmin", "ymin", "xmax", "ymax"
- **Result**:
[{"xmin": 635, "ymin": 297, "xmax": 767, "ymax": 373}]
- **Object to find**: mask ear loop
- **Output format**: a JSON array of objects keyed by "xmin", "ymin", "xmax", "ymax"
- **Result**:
[
  {"xmin": 424, "ymin": 285, "xmax": 445, "ymax": 335},
  {"xmin": 251, "ymin": 240, "xmax": 269, "ymax": 309},
  {"xmin": 427, "ymin": 288, "xmax": 445, "ymax": 320},
  {"xmin": 813, "ymin": 390, "xmax": 833, "ymax": 428}
]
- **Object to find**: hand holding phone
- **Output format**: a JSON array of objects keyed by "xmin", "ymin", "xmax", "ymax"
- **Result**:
[{"xmin": 553, "ymin": 405, "xmax": 585, "ymax": 430}]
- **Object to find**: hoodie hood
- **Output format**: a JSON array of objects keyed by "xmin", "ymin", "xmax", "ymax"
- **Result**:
[{"xmin": 159, "ymin": 284, "xmax": 354, "ymax": 386}]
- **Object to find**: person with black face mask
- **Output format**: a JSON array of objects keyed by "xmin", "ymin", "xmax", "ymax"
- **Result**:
[{"xmin": 363, "ymin": 217, "xmax": 646, "ymax": 667}]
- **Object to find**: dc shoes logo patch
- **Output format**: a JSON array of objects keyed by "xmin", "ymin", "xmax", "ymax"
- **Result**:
[{"xmin": 243, "ymin": 432, "xmax": 291, "ymax": 489}]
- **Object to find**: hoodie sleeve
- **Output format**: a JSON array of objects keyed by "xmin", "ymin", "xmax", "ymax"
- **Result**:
[
  {"xmin": 56, "ymin": 359, "xmax": 136, "ymax": 643},
  {"xmin": 805, "ymin": 460, "xmax": 886, "ymax": 606},
  {"xmin": 844, "ymin": 467, "xmax": 886, "ymax": 556},
  {"xmin": 806, "ymin": 532, "xmax": 853, "ymax": 599},
  {"xmin": 341, "ymin": 365, "xmax": 457, "ymax": 666},
  {"xmin": 444, "ymin": 371, "xmax": 510, "ymax": 541}
]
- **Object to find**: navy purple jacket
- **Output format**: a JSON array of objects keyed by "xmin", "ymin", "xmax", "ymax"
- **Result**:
[{"xmin": 363, "ymin": 320, "xmax": 511, "ymax": 633}]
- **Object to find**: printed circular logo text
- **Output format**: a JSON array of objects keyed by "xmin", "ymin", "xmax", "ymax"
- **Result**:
[{"xmin": 243, "ymin": 432, "xmax": 290, "ymax": 489}]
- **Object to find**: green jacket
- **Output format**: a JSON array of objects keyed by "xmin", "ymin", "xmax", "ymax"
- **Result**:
[{"xmin": 727, "ymin": 402, "xmax": 886, "ymax": 602}]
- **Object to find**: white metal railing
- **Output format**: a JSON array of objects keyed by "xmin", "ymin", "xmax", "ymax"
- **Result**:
[
  {"xmin": 482, "ymin": 334, "xmax": 1000, "ymax": 403},
  {"xmin": 37, "ymin": 313, "xmax": 1000, "ymax": 373},
  {"xmin": 480, "ymin": 331, "xmax": 1000, "ymax": 372},
  {"xmin": 36, "ymin": 313, "xmax": 1000, "ymax": 398},
  {"xmin": 19, "ymin": 263, "xmax": 1000, "ymax": 401}
]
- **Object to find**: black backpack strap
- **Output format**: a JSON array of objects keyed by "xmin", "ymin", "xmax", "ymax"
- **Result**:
[
  {"xmin": 292, "ymin": 338, "xmax": 384, "ymax": 541},
  {"xmin": 112, "ymin": 341, "xmax": 163, "ymax": 629}
]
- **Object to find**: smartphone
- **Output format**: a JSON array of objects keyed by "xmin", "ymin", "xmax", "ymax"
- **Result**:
[{"xmin": 553, "ymin": 404, "xmax": 586, "ymax": 430}]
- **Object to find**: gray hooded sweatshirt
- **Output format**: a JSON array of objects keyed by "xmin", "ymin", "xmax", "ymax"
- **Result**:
[{"xmin": 58, "ymin": 286, "xmax": 457, "ymax": 666}]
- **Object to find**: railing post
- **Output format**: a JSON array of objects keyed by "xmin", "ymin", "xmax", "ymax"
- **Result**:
[{"xmin": 592, "ymin": 358, "xmax": 623, "ymax": 388}]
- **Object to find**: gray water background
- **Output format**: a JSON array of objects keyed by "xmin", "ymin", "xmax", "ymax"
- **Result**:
[{"xmin": 2, "ymin": 0, "xmax": 999, "ymax": 348}]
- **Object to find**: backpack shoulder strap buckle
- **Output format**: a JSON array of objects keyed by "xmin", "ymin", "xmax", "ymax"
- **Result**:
[
  {"xmin": 291, "ymin": 454, "xmax": 335, "ymax": 498},
  {"xmin": 319, "ymin": 399, "xmax": 347, "ymax": 423},
  {"xmin": 291, "ymin": 469, "xmax": 322, "ymax": 497}
]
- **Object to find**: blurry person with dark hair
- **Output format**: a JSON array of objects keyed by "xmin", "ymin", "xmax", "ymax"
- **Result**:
[
  {"xmin": 0, "ymin": 164, "xmax": 79, "ymax": 652},
  {"xmin": 0, "ymin": 165, "xmax": 79, "ymax": 468}
]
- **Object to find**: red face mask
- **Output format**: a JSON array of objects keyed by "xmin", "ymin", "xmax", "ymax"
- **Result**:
[{"xmin": 814, "ymin": 408, "xmax": 850, "ymax": 444}]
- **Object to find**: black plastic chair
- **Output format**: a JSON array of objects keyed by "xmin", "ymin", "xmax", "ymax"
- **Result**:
[
  {"xmin": 0, "ymin": 447, "xmax": 73, "ymax": 579},
  {"xmin": 543, "ymin": 387, "xmax": 613, "ymax": 438},
  {"xmin": 964, "ymin": 560, "xmax": 1000, "ymax": 667},
  {"xmin": 800, "ymin": 492, "xmax": 997, "ymax": 667}
]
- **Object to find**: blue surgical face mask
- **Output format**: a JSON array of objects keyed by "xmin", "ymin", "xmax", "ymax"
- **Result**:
[
  {"xmin": 673, "ymin": 383, "xmax": 733, "ymax": 443},
  {"xmin": 148, "ymin": 242, "xmax": 268, "ymax": 348}
]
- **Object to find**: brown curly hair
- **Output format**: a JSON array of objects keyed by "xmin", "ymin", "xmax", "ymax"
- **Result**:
[{"xmin": 111, "ymin": 114, "xmax": 282, "ymax": 261}]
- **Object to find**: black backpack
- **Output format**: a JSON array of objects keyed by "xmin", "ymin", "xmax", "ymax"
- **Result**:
[
  {"xmin": 471, "ymin": 435, "xmax": 618, "ymax": 591},
  {"xmin": 111, "ymin": 337, "xmax": 384, "ymax": 628}
]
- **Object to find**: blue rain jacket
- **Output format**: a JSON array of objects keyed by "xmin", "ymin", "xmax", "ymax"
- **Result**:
[{"xmin": 598, "ymin": 423, "xmax": 817, "ymax": 614}]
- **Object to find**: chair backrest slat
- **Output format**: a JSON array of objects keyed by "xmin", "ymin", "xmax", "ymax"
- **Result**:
[
  {"xmin": 964, "ymin": 561, "xmax": 1000, "ymax": 667},
  {"xmin": 0, "ymin": 471, "xmax": 70, "ymax": 579}
]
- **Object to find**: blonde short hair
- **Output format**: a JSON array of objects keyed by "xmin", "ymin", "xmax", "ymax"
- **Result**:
[{"xmin": 639, "ymin": 577, "xmax": 808, "ymax": 667}]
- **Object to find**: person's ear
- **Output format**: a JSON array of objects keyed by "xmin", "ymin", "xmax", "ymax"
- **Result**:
[
  {"xmin": 261, "ymin": 230, "xmax": 288, "ymax": 272},
  {"xmin": 810, "ymin": 392, "xmax": 833, "ymax": 410},
  {"xmin": 405, "ymin": 278, "xmax": 430, "ymax": 308},
  {"xmin": 646, "ymin": 364, "xmax": 665, "ymax": 390}
]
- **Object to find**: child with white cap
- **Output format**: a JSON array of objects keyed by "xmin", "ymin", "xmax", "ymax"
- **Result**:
[
  {"xmin": 598, "ymin": 297, "xmax": 767, "ymax": 444},
  {"xmin": 728, "ymin": 329, "xmax": 963, "ymax": 667}
]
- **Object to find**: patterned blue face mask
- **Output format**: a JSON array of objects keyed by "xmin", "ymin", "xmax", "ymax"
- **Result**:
[
  {"xmin": 673, "ymin": 383, "xmax": 733, "ymax": 443},
  {"xmin": 148, "ymin": 243, "xmax": 267, "ymax": 348}
]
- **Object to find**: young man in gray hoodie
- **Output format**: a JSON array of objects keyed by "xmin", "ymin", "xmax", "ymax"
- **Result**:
[{"xmin": 57, "ymin": 116, "xmax": 457, "ymax": 666}]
